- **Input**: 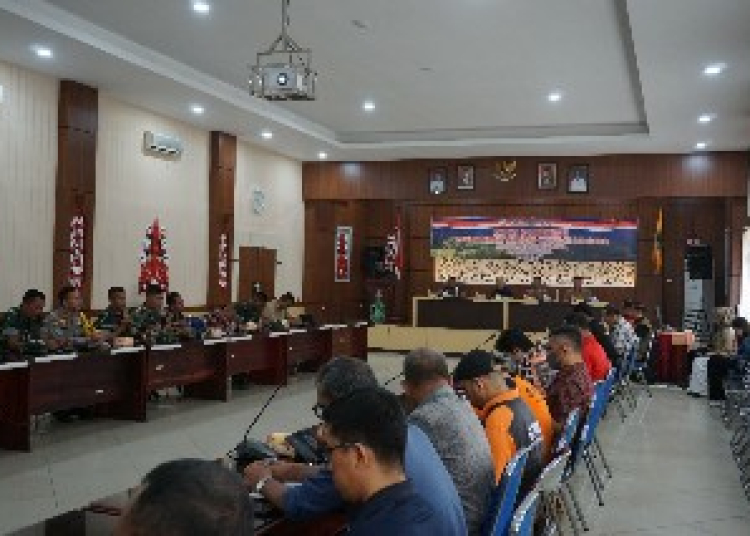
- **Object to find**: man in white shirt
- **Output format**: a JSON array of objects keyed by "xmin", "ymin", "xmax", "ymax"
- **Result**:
[{"xmin": 604, "ymin": 305, "xmax": 639, "ymax": 363}]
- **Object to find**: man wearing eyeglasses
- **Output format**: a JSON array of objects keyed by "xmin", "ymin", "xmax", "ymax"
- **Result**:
[
  {"xmin": 243, "ymin": 357, "xmax": 466, "ymax": 534},
  {"xmin": 316, "ymin": 387, "xmax": 453, "ymax": 535}
]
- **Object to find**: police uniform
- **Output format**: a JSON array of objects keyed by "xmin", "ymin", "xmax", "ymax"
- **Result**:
[
  {"xmin": 164, "ymin": 310, "xmax": 194, "ymax": 340},
  {"xmin": 1, "ymin": 307, "xmax": 48, "ymax": 354},
  {"xmin": 45, "ymin": 309, "xmax": 89, "ymax": 348}
]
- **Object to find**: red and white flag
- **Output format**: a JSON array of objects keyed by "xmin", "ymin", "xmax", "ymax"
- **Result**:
[{"xmin": 385, "ymin": 214, "xmax": 403, "ymax": 280}]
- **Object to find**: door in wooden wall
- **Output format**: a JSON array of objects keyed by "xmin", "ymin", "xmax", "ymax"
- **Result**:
[{"xmin": 238, "ymin": 246, "xmax": 276, "ymax": 300}]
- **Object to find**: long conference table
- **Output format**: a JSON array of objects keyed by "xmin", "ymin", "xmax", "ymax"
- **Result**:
[
  {"xmin": 0, "ymin": 324, "xmax": 368, "ymax": 452},
  {"xmin": 413, "ymin": 296, "xmax": 607, "ymax": 332}
]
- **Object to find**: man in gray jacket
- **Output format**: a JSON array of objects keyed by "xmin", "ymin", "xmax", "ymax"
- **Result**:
[{"xmin": 402, "ymin": 348, "xmax": 496, "ymax": 535}]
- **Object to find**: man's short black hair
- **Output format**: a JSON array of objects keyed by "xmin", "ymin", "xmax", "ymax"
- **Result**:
[
  {"xmin": 166, "ymin": 291, "xmax": 181, "ymax": 307},
  {"xmin": 279, "ymin": 292, "xmax": 295, "ymax": 303},
  {"xmin": 57, "ymin": 285, "xmax": 78, "ymax": 306},
  {"xmin": 731, "ymin": 317, "xmax": 748, "ymax": 330},
  {"xmin": 108, "ymin": 286, "xmax": 125, "ymax": 299},
  {"xmin": 403, "ymin": 348, "xmax": 450, "ymax": 384},
  {"xmin": 566, "ymin": 312, "xmax": 591, "ymax": 331},
  {"xmin": 495, "ymin": 328, "xmax": 533, "ymax": 353},
  {"xmin": 22, "ymin": 289, "xmax": 45, "ymax": 303},
  {"xmin": 549, "ymin": 325, "xmax": 583, "ymax": 353},
  {"xmin": 605, "ymin": 305, "xmax": 620, "ymax": 317},
  {"xmin": 145, "ymin": 284, "xmax": 164, "ymax": 297},
  {"xmin": 122, "ymin": 459, "xmax": 253, "ymax": 536},
  {"xmin": 316, "ymin": 357, "xmax": 378, "ymax": 402},
  {"xmin": 322, "ymin": 387, "xmax": 406, "ymax": 468},
  {"xmin": 572, "ymin": 302, "xmax": 595, "ymax": 318}
]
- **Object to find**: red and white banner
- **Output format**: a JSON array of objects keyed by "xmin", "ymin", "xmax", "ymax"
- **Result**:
[
  {"xmin": 384, "ymin": 214, "xmax": 403, "ymax": 280},
  {"xmin": 69, "ymin": 215, "xmax": 85, "ymax": 288},
  {"xmin": 334, "ymin": 226, "xmax": 353, "ymax": 282},
  {"xmin": 218, "ymin": 233, "xmax": 229, "ymax": 289}
]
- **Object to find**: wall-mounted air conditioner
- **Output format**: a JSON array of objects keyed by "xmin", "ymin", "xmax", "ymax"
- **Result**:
[{"xmin": 143, "ymin": 131, "xmax": 183, "ymax": 157}]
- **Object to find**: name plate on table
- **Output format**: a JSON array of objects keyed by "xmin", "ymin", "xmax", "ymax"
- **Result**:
[
  {"xmin": 268, "ymin": 331, "xmax": 288, "ymax": 338},
  {"xmin": 34, "ymin": 353, "xmax": 77, "ymax": 363},
  {"xmin": 288, "ymin": 329, "xmax": 308, "ymax": 335},
  {"xmin": 112, "ymin": 346, "xmax": 146, "ymax": 355},
  {"xmin": 321, "ymin": 324, "xmax": 346, "ymax": 330},
  {"xmin": 354, "ymin": 321, "xmax": 368, "ymax": 327},
  {"xmin": 150, "ymin": 344, "xmax": 181, "ymax": 352},
  {"xmin": 227, "ymin": 335, "xmax": 254, "ymax": 342},
  {"xmin": 203, "ymin": 338, "xmax": 228, "ymax": 346},
  {"xmin": 0, "ymin": 361, "xmax": 29, "ymax": 371}
]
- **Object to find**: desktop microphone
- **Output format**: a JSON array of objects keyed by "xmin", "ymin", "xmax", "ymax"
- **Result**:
[{"xmin": 231, "ymin": 384, "xmax": 285, "ymax": 472}]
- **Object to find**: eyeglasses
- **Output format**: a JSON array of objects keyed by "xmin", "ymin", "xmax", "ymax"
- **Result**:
[{"xmin": 312, "ymin": 403, "xmax": 326, "ymax": 419}]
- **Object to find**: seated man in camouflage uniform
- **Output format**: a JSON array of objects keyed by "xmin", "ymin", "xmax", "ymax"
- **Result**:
[
  {"xmin": 165, "ymin": 291, "xmax": 195, "ymax": 341},
  {"xmin": 45, "ymin": 285, "xmax": 102, "ymax": 352},
  {"xmin": 234, "ymin": 291, "xmax": 264, "ymax": 324},
  {"xmin": 95, "ymin": 286, "xmax": 134, "ymax": 340},
  {"xmin": 1, "ymin": 289, "xmax": 48, "ymax": 356},
  {"xmin": 131, "ymin": 284, "xmax": 169, "ymax": 344}
]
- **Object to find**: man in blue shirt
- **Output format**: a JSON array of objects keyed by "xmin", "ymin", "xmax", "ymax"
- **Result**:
[
  {"xmin": 244, "ymin": 357, "xmax": 466, "ymax": 534},
  {"xmin": 318, "ymin": 387, "xmax": 454, "ymax": 535}
]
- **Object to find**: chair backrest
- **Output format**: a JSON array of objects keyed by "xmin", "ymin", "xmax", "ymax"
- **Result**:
[
  {"xmin": 534, "ymin": 449, "xmax": 571, "ymax": 493},
  {"xmin": 605, "ymin": 366, "xmax": 618, "ymax": 395},
  {"xmin": 509, "ymin": 491, "xmax": 540, "ymax": 536},
  {"xmin": 483, "ymin": 446, "xmax": 531, "ymax": 536},
  {"xmin": 578, "ymin": 381, "xmax": 609, "ymax": 450},
  {"xmin": 554, "ymin": 407, "xmax": 580, "ymax": 454}
]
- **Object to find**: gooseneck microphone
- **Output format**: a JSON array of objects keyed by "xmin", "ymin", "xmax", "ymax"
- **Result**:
[{"xmin": 230, "ymin": 384, "xmax": 285, "ymax": 472}]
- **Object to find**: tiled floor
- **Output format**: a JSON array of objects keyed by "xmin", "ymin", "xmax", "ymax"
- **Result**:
[{"xmin": 1, "ymin": 353, "xmax": 748, "ymax": 535}]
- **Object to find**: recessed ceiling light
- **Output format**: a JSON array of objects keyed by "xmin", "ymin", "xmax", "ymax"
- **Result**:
[
  {"xmin": 33, "ymin": 46, "xmax": 53, "ymax": 59},
  {"xmin": 261, "ymin": 130, "xmax": 273, "ymax": 140},
  {"xmin": 695, "ymin": 142, "xmax": 708, "ymax": 150},
  {"xmin": 190, "ymin": 104, "xmax": 204, "ymax": 115},
  {"xmin": 547, "ymin": 91, "xmax": 562, "ymax": 102},
  {"xmin": 362, "ymin": 101, "xmax": 376, "ymax": 112},
  {"xmin": 318, "ymin": 152, "xmax": 328, "ymax": 160},
  {"xmin": 703, "ymin": 63, "xmax": 726, "ymax": 76},
  {"xmin": 193, "ymin": 1, "xmax": 210, "ymax": 14},
  {"xmin": 697, "ymin": 113, "xmax": 714, "ymax": 124}
]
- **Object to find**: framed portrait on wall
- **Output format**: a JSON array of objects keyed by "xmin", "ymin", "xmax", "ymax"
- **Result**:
[
  {"xmin": 537, "ymin": 162, "xmax": 557, "ymax": 190},
  {"xmin": 456, "ymin": 164, "xmax": 475, "ymax": 190},
  {"xmin": 567, "ymin": 164, "xmax": 590, "ymax": 194}
]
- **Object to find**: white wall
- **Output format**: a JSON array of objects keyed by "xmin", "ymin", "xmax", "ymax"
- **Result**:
[
  {"xmin": 92, "ymin": 94, "xmax": 209, "ymax": 309},
  {"xmin": 0, "ymin": 61, "xmax": 57, "ymax": 310},
  {"xmin": 234, "ymin": 142, "xmax": 304, "ymax": 299}
]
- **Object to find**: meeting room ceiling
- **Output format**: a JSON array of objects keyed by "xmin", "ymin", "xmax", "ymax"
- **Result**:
[{"xmin": 0, "ymin": 0, "xmax": 748, "ymax": 161}]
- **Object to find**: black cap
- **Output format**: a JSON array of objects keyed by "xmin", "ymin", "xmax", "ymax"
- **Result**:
[{"xmin": 452, "ymin": 350, "xmax": 495, "ymax": 382}]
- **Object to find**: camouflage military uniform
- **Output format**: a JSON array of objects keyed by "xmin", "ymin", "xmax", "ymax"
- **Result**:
[
  {"xmin": 130, "ymin": 305, "xmax": 171, "ymax": 344},
  {"xmin": 1, "ymin": 307, "xmax": 48, "ymax": 354},
  {"xmin": 164, "ymin": 310, "xmax": 195, "ymax": 341},
  {"xmin": 95, "ymin": 306, "xmax": 134, "ymax": 337},
  {"xmin": 234, "ymin": 301, "xmax": 260, "ymax": 323}
]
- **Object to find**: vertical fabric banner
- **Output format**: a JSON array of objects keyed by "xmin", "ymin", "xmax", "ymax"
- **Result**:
[
  {"xmin": 218, "ymin": 232, "xmax": 229, "ymax": 289},
  {"xmin": 335, "ymin": 226, "xmax": 353, "ymax": 282},
  {"xmin": 69, "ymin": 215, "xmax": 85, "ymax": 288},
  {"xmin": 385, "ymin": 214, "xmax": 404, "ymax": 280},
  {"xmin": 139, "ymin": 218, "xmax": 170, "ymax": 292},
  {"xmin": 653, "ymin": 207, "xmax": 663, "ymax": 274}
]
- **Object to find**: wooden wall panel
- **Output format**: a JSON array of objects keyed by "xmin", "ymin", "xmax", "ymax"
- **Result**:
[
  {"xmin": 54, "ymin": 81, "xmax": 97, "ymax": 309},
  {"xmin": 207, "ymin": 132, "xmax": 236, "ymax": 308},
  {"xmin": 304, "ymin": 153, "xmax": 747, "ymax": 201},
  {"xmin": 302, "ymin": 152, "xmax": 749, "ymax": 327}
]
